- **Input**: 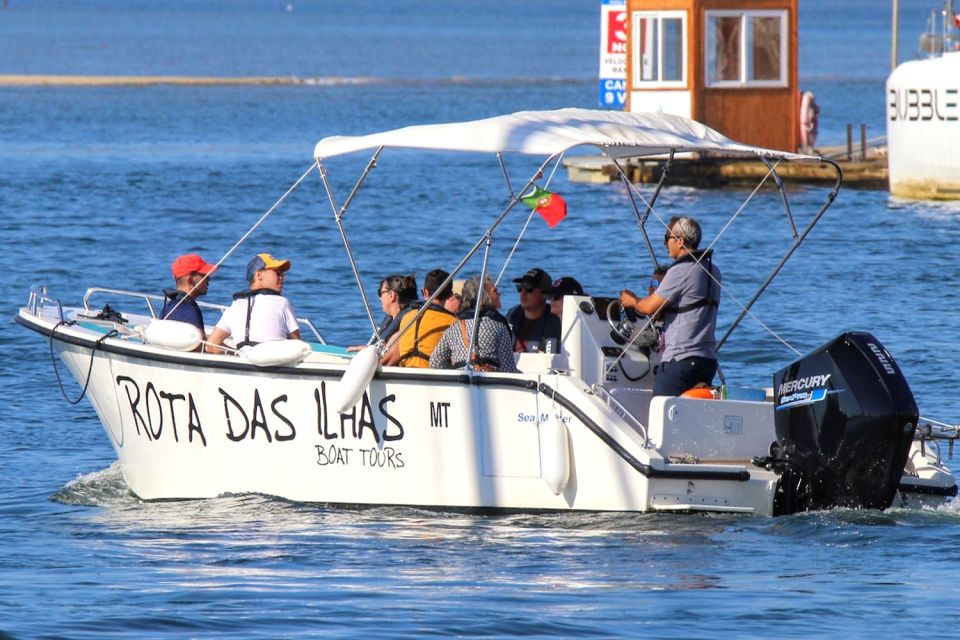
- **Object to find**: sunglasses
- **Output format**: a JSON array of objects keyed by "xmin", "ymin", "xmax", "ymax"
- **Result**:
[
  {"xmin": 516, "ymin": 285, "xmax": 541, "ymax": 294},
  {"xmin": 647, "ymin": 278, "xmax": 660, "ymax": 289}
]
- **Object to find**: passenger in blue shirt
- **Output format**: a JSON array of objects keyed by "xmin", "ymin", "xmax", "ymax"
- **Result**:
[{"xmin": 160, "ymin": 254, "xmax": 217, "ymax": 343}]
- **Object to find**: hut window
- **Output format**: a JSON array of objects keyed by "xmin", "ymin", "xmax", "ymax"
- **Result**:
[
  {"xmin": 631, "ymin": 11, "xmax": 687, "ymax": 87},
  {"xmin": 705, "ymin": 10, "xmax": 787, "ymax": 87}
]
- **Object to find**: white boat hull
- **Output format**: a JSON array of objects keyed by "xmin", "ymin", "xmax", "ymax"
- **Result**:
[
  {"xmin": 886, "ymin": 52, "xmax": 960, "ymax": 200},
  {"xmin": 31, "ymin": 306, "xmax": 783, "ymax": 514},
  {"xmin": 25, "ymin": 301, "xmax": 955, "ymax": 516}
]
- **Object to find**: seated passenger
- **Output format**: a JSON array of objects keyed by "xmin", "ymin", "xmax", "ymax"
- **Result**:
[
  {"xmin": 506, "ymin": 267, "xmax": 561, "ymax": 353},
  {"xmin": 382, "ymin": 269, "xmax": 456, "ymax": 367},
  {"xmin": 444, "ymin": 279, "xmax": 464, "ymax": 314},
  {"xmin": 347, "ymin": 274, "xmax": 418, "ymax": 355},
  {"xmin": 160, "ymin": 253, "xmax": 217, "ymax": 343},
  {"xmin": 429, "ymin": 276, "xmax": 518, "ymax": 373},
  {"xmin": 376, "ymin": 274, "xmax": 418, "ymax": 345},
  {"xmin": 549, "ymin": 276, "xmax": 584, "ymax": 321},
  {"xmin": 206, "ymin": 253, "xmax": 300, "ymax": 354},
  {"xmin": 444, "ymin": 291, "xmax": 462, "ymax": 314}
]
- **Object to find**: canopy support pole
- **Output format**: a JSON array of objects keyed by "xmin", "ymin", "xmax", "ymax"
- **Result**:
[
  {"xmin": 494, "ymin": 153, "xmax": 564, "ymax": 286},
  {"xmin": 461, "ymin": 154, "xmax": 556, "ymax": 369},
  {"xmin": 615, "ymin": 150, "xmax": 674, "ymax": 269},
  {"xmin": 497, "ymin": 152, "xmax": 515, "ymax": 199},
  {"xmin": 467, "ymin": 234, "xmax": 494, "ymax": 371},
  {"xmin": 337, "ymin": 147, "xmax": 383, "ymax": 219},
  {"xmin": 317, "ymin": 151, "xmax": 383, "ymax": 342},
  {"xmin": 762, "ymin": 157, "xmax": 799, "ymax": 240},
  {"xmin": 717, "ymin": 159, "xmax": 842, "ymax": 350}
]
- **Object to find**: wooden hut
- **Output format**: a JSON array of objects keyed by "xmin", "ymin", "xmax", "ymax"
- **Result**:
[{"xmin": 625, "ymin": 0, "xmax": 802, "ymax": 152}]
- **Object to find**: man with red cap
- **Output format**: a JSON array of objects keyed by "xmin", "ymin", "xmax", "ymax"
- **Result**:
[{"xmin": 161, "ymin": 253, "xmax": 217, "ymax": 341}]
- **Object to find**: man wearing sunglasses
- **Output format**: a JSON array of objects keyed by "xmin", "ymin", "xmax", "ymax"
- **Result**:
[
  {"xmin": 506, "ymin": 267, "xmax": 561, "ymax": 354},
  {"xmin": 619, "ymin": 216, "xmax": 721, "ymax": 396},
  {"xmin": 206, "ymin": 252, "xmax": 301, "ymax": 354}
]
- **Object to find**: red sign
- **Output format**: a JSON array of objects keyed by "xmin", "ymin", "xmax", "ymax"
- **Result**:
[{"xmin": 607, "ymin": 10, "xmax": 628, "ymax": 54}]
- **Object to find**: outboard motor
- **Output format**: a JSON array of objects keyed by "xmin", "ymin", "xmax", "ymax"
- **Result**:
[{"xmin": 764, "ymin": 332, "xmax": 918, "ymax": 515}]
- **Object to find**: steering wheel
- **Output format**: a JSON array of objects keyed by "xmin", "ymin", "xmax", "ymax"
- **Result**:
[{"xmin": 607, "ymin": 300, "xmax": 658, "ymax": 348}]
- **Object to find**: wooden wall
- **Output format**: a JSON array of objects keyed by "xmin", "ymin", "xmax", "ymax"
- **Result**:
[{"xmin": 627, "ymin": 0, "xmax": 799, "ymax": 151}]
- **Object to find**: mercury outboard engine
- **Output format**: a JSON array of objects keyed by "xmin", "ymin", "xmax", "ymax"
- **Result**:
[{"xmin": 763, "ymin": 332, "xmax": 918, "ymax": 515}]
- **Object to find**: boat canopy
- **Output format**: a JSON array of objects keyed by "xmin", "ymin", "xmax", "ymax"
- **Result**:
[{"xmin": 313, "ymin": 108, "xmax": 818, "ymax": 162}]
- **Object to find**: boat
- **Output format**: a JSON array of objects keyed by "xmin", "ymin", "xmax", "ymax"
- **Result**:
[
  {"xmin": 886, "ymin": 0, "xmax": 960, "ymax": 199},
  {"xmin": 16, "ymin": 108, "xmax": 959, "ymax": 515}
]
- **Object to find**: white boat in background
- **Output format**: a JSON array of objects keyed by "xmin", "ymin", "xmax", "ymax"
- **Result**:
[
  {"xmin": 886, "ymin": 0, "xmax": 960, "ymax": 199},
  {"xmin": 16, "ymin": 108, "xmax": 960, "ymax": 515}
]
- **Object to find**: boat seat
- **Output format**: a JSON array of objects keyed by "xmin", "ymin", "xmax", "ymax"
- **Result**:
[
  {"xmin": 647, "ymin": 395, "xmax": 775, "ymax": 459},
  {"xmin": 76, "ymin": 320, "xmax": 144, "ymax": 342},
  {"xmin": 514, "ymin": 352, "xmax": 568, "ymax": 373},
  {"xmin": 303, "ymin": 342, "xmax": 353, "ymax": 364}
]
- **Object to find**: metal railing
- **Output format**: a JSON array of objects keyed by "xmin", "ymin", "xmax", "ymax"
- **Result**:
[
  {"xmin": 80, "ymin": 286, "xmax": 326, "ymax": 344},
  {"xmin": 27, "ymin": 285, "xmax": 64, "ymax": 322}
]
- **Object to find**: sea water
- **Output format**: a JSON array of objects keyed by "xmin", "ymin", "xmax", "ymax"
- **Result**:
[{"xmin": 2, "ymin": 1, "xmax": 960, "ymax": 637}]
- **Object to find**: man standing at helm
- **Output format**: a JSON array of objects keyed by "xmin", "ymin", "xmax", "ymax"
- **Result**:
[{"xmin": 619, "ymin": 216, "xmax": 721, "ymax": 396}]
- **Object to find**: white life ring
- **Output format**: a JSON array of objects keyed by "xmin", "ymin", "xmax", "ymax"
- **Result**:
[{"xmin": 799, "ymin": 91, "xmax": 819, "ymax": 152}]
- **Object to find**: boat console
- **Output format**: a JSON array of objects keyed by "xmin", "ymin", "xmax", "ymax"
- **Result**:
[{"xmin": 556, "ymin": 294, "xmax": 659, "ymax": 420}]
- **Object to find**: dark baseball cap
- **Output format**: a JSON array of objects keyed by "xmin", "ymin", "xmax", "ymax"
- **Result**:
[
  {"xmin": 512, "ymin": 268, "xmax": 553, "ymax": 291},
  {"xmin": 551, "ymin": 276, "xmax": 584, "ymax": 297}
]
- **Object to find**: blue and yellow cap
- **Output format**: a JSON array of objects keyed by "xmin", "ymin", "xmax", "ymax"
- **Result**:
[{"xmin": 246, "ymin": 253, "xmax": 291, "ymax": 282}]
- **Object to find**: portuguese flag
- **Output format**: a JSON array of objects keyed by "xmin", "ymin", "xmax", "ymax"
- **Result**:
[{"xmin": 521, "ymin": 186, "xmax": 567, "ymax": 228}]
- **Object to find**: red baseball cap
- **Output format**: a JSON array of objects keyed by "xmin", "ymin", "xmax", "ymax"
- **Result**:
[{"xmin": 171, "ymin": 254, "xmax": 217, "ymax": 279}]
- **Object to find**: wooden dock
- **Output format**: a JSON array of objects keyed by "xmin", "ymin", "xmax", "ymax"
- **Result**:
[{"xmin": 564, "ymin": 146, "xmax": 888, "ymax": 189}]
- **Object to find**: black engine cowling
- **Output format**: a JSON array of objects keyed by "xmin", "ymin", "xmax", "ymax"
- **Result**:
[{"xmin": 766, "ymin": 332, "xmax": 918, "ymax": 515}]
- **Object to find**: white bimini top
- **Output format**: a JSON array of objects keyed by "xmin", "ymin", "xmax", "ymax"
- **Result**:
[{"xmin": 313, "ymin": 108, "xmax": 817, "ymax": 162}]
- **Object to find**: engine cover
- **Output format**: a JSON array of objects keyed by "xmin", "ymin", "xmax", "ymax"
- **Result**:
[{"xmin": 769, "ymin": 332, "xmax": 918, "ymax": 514}]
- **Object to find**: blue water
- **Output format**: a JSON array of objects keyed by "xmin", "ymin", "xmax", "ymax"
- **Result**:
[{"xmin": 3, "ymin": 1, "xmax": 960, "ymax": 637}]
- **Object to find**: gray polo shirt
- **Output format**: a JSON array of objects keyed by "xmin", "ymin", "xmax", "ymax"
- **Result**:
[{"xmin": 654, "ymin": 252, "xmax": 721, "ymax": 362}]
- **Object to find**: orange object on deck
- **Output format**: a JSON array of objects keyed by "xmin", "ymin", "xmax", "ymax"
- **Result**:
[{"xmin": 681, "ymin": 387, "xmax": 715, "ymax": 399}]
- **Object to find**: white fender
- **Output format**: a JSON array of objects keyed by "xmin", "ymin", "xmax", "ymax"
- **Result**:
[
  {"xmin": 144, "ymin": 319, "xmax": 202, "ymax": 351},
  {"xmin": 334, "ymin": 345, "xmax": 379, "ymax": 414},
  {"xmin": 539, "ymin": 413, "xmax": 570, "ymax": 495},
  {"xmin": 243, "ymin": 339, "xmax": 312, "ymax": 367}
]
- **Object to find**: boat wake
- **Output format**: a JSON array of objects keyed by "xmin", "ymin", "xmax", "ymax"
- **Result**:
[
  {"xmin": 48, "ymin": 463, "xmax": 960, "ymax": 536},
  {"xmin": 51, "ymin": 462, "xmax": 137, "ymax": 507}
]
